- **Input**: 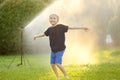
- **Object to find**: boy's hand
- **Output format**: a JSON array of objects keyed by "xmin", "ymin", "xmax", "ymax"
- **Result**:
[
  {"xmin": 34, "ymin": 37, "xmax": 36, "ymax": 40},
  {"xmin": 33, "ymin": 34, "xmax": 45, "ymax": 40},
  {"xmin": 34, "ymin": 35, "xmax": 37, "ymax": 40},
  {"xmin": 84, "ymin": 27, "xmax": 89, "ymax": 32}
]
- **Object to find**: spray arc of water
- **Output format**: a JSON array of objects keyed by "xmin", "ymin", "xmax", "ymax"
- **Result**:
[{"xmin": 24, "ymin": 0, "xmax": 98, "ymax": 65}]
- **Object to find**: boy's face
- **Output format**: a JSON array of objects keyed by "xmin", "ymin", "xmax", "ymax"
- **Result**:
[{"xmin": 49, "ymin": 14, "xmax": 59, "ymax": 26}]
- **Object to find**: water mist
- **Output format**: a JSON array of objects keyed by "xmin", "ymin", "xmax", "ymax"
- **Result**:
[{"xmin": 24, "ymin": 0, "xmax": 100, "ymax": 65}]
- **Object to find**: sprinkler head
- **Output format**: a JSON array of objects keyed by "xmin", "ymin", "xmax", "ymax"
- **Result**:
[{"xmin": 19, "ymin": 27, "xmax": 24, "ymax": 31}]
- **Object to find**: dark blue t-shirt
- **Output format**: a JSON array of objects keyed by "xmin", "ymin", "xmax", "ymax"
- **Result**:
[{"xmin": 44, "ymin": 24, "xmax": 68, "ymax": 52}]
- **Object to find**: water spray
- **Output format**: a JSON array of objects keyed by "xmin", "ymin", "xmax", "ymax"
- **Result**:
[{"xmin": 23, "ymin": 0, "xmax": 99, "ymax": 65}]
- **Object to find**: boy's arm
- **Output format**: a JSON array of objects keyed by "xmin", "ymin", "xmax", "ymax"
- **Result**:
[
  {"xmin": 34, "ymin": 33, "xmax": 46, "ymax": 40},
  {"xmin": 68, "ymin": 26, "xmax": 89, "ymax": 31}
]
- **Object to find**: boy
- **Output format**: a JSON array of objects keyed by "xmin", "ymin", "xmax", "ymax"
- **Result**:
[{"xmin": 34, "ymin": 14, "xmax": 89, "ymax": 79}]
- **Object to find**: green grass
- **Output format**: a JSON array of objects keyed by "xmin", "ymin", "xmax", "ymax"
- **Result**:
[{"xmin": 0, "ymin": 48, "xmax": 120, "ymax": 80}]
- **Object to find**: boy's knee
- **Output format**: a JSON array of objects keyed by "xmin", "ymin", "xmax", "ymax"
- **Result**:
[
  {"xmin": 51, "ymin": 64, "xmax": 61, "ymax": 67},
  {"xmin": 51, "ymin": 64, "xmax": 56, "ymax": 67},
  {"xmin": 56, "ymin": 63, "xmax": 61, "ymax": 66}
]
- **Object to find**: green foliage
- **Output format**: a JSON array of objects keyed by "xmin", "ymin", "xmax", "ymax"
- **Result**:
[
  {"xmin": 111, "ymin": 49, "xmax": 120, "ymax": 56},
  {"xmin": 0, "ymin": 0, "xmax": 4, "ymax": 4},
  {"xmin": 108, "ymin": 16, "xmax": 120, "ymax": 46},
  {"xmin": 0, "ymin": 0, "xmax": 53, "ymax": 54}
]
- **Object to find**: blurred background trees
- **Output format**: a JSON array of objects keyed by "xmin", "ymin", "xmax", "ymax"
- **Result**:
[
  {"xmin": 0, "ymin": 0, "xmax": 120, "ymax": 54},
  {"xmin": 0, "ymin": 0, "xmax": 53, "ymax": 54},
  {"xmin": 83, "ymin": 0, "xmax": 120, "ymax": 47}
]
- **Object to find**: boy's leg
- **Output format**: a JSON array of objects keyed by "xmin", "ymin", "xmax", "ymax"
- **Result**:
[
  {"xmin": 56, "ymin": 64, "xmax": 69, "ymax": 78},
  {"xmin": 50, "ymin": 52, "xmax": 59, "ymax": 78},
  {"xmin": 51, "ymin": 64, "xmax": 59, "ymax": 78},
  {"xmin": 55, "ymin": 50, "xmax": 69, "ymax": 78}
]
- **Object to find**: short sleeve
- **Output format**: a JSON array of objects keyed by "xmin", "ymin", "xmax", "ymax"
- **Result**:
[
  {"xmin": 61, "ymin": 24, "xmax": 68, "ymax": 32},
  {"xmin": 44, "ymin": 28, "xmax": 50, "ymax": 36}
]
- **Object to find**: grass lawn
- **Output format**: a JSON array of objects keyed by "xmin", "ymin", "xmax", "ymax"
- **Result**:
[{"xmin": 0, "ymin": 48, "xmax": 120, "ymax": 80}]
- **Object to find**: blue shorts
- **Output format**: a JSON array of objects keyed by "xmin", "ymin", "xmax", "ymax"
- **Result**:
[{"xmin": 50, "ymin": 50, "xmax": 64, "ymax": 64}]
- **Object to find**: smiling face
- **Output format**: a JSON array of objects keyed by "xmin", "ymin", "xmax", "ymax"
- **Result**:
[{"xmin": 49, "ymin": 14, "xmax": 59, "ymax": 27}]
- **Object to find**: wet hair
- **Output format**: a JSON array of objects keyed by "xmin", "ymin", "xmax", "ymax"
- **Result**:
[
  {"xmin": 49, "ymin": 14, "xmax": 59, "ymax": 20},
  {"xmin": 50, "ymin": 13, "xmax": 59, "ymax": 17}
]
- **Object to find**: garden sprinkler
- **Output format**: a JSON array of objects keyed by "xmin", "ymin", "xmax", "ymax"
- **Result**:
[
  {"xmin": 17, "ymin": 27, "xmax": 24, "ymax": 66},
  {"xmin": 8, "ymin": 27, "xmax": 31, "ymax": 68}
]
